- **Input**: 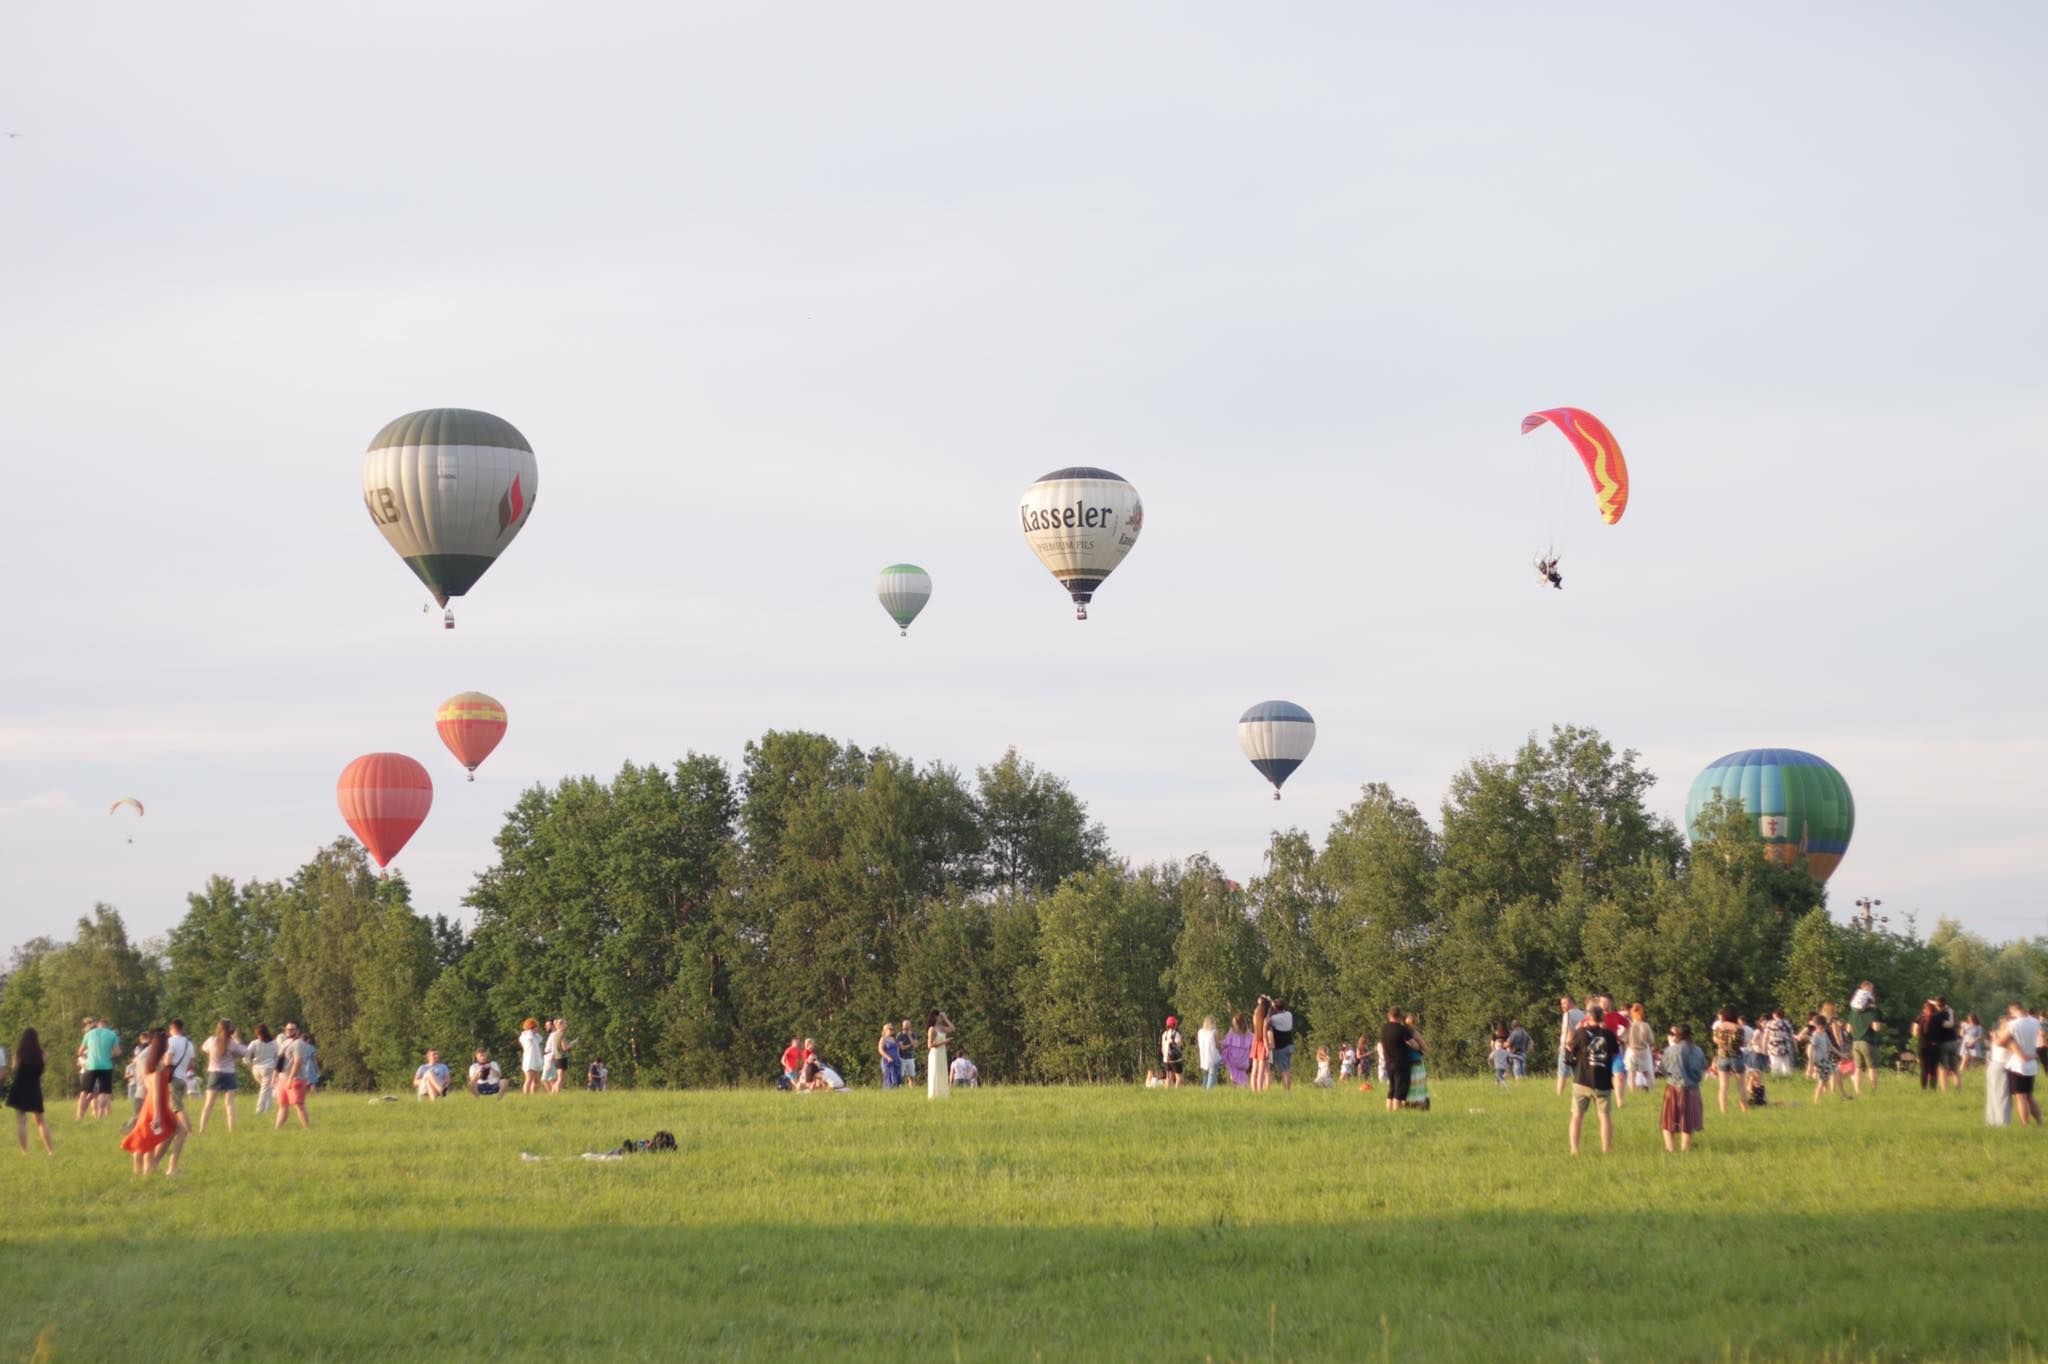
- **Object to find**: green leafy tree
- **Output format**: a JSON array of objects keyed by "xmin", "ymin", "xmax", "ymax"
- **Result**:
[
  {"xmin": 1779, "ymin": 907, "xmax": 1847, "ymax": 1020},
  {"xmin": 1165, "ymin": 856, "xmax": 1266, "ymax": 1031}
]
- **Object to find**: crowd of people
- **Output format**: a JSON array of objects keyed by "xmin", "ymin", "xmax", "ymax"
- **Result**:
[
  {"xmin": 774, "ymin": 1012, "xmax": 981, "ymax": 1098},
  {"xmin": 0, "ymin": 1009, "xmax": 614, "ymax": 1171}
]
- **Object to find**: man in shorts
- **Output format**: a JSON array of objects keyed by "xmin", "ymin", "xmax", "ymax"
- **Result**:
[
  {"xmin": 77, "ymin": 1016, "xmax": 122, "ymax": 1120},
  {"xmin": 1159, "ymin": 1016, "xmax": 1184, "ymax": 1087},
  {"xmin": 1267, "ymin": 1000, "xmax": 1296, "ymax": 1091},
  {"xmin": 1554, "ymin": 996, "xmax": 1587, "ymax": 1095},
  {"xmin": 414, "ymin": 1049, "xmax": 450, "ymax": 1100},
  {"xmin": 2005, "ymin": 1003, "xmax": 2041, "ymax": 1127},
  {"xmin": 1566, "ymin": 1008, "xmax": 1618, "ymax": 1155}
]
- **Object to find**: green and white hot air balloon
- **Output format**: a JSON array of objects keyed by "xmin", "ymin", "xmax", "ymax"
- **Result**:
[
  {"xmin": 1018, "ymin": 467, "xmax": 1142, "ymax": 620},
  {"xmin": 362, "ymin": 408, "xmax": 538, "ymax": 628},
  {"xmin": 876, "ymin": 564, "xmax": 932, "ymax": 636}
]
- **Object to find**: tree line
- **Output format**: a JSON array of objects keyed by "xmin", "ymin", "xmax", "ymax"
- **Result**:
[{"xmin": 4, "ymin": 725, "xmax": 2042, "ymax": 1089}]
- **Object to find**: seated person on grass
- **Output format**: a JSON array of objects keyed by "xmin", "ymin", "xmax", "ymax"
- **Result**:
[
  {"xmin": 467, "ymin": 1049, "xmax": 504, "ymax": 1097},
  {"xmin": 414, "ymin": 1049, "xmax": 451, "ymax": 1100}
]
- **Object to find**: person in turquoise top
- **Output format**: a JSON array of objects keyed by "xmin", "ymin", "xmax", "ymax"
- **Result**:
[{"xmin": 77, "ymin": 1017, "xmax": 123, "ymax": 1120}]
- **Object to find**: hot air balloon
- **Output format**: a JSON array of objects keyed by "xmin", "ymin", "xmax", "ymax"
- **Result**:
[
  {"xmin": 1018, "ymin": 467, "xmax": 1142, "ymax": 620},
  {"xmin": 1522, "ymin": 407, "xmax": 1629, "ymax": 525},
  {"xmin": 362, "ymin": 408, "xmax": 538, "ymax": 628},
  {"xmin": 876, "ymin": 564, "xmax": 932, "ymax": 636},
  {"xmin": 337, "ymin": 753, "xmax": 433, "ymax": 869},
  {"xmin": 1685, "ymin": 748, "xmax": 1854, "ymax": 884},
  {"xmin": 1237, "ymin": 701, "xmax": 1316, "ymax": 799},
  {"xmin": 436, "ymin": 692, "xmax": 507, "ymax": 781}
]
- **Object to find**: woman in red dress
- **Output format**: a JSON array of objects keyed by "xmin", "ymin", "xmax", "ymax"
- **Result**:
[{"xmin": 120, "ymin": 1033, "xmax": 187, "ymax": 1176}]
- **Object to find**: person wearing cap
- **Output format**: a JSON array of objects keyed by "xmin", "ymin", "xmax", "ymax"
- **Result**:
[{"xmin": 1159, "ymin": 1016, "xmax": 1184, "ymax": 1087}]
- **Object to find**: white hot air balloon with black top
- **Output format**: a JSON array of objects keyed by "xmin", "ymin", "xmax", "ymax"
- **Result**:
[
  {"xmin": 361, "ymin": 408, "xmax": 538, "ymax": 628},
  {"xmin": 1018, "ymin": 467, "xmax": 1142, "ymax": 620},
  {"xmin": 1238, "ymin": 701, "xmax": 1316, "ymax": 799}
]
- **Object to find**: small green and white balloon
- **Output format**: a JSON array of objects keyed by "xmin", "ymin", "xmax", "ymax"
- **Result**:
[{"xmin": 876, "ymin": 563, "xmax": 932, "ymax": 636}]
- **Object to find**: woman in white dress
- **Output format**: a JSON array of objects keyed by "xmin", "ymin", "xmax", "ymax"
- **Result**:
[
  {"xmin": 926, "ymin": 1010, "xmax": 953, "ymax": 1100},
  {"xmin": 1985, "ymin": 1024, "xmax": 2012, "ymax": 1127}
]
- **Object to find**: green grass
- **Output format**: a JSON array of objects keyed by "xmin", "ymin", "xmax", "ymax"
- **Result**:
[{"xmin": 2, "ymin": 1075, "xmax": 2040, "ymax": 1362}]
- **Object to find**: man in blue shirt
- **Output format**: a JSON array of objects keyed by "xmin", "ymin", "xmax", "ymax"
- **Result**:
[{"xmin": 77, "ymin": 1017, "xmax": 122, "ymax": 1120}]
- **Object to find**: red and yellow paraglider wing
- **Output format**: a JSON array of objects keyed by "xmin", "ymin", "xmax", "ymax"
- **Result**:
[{"xmin": 1522, "ymin": 408, "xmax": 1629, "ymax": 525}]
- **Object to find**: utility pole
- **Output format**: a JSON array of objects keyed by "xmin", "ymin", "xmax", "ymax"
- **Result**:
[{"xmin": 1852, "ymin": 896, "xmax": 1883, "ymax": 931}]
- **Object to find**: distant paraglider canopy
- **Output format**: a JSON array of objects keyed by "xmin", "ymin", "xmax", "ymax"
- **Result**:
[
  {"xmin": 876, "ymin": 564, "xmax": 932, "ymax": 636},
  {"xmin": 1018, "ymin": 467, "xmax": 1143, "ymax": 620},
  {"xmin": 107, "ymin": 797, "xmax": 145, "ymax": 817},
  {"xmin": 362, "ymin": 408, "xmax": 539, "ymax": 626},
  {"xmin": 1522, "ymin": 407, "xmax": 1629, "ymax": 526},
  {"xmin": 1237, "ymin": 701, "xmax": 1316, "ymax": 799}
]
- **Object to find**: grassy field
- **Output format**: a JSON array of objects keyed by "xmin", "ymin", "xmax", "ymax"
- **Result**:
[{"xmin": 2, "ymin": 1074, "xmax": 2040, "ymax": 1362}]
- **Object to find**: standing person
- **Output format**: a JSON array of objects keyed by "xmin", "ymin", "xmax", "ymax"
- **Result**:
[
  {"xmin": 1507, "ymin": 1021, "xmax": 1531, "ymax": 1081},
  {"xmin": 948, "ymin": 1052, "xmax": 979, "ymax": 1089},
  {"xmin": 77, "ymin": 1017, "xmax": 121, "ymax": 1121},
  {"xmin": 1248, "ymin": 999, "xmax": 1272, "ymax": 1093},
  {"xmin": 121, "ymin": 1034, "xmax": 186, "ymax": 1175},
  {"xmin": 926, "ymin": 1011, "xmax": 954, "ymax": 1101},
  {"xmin": 1849, "ymin": 996, "xmax": 1884, "ymax": 1095},
  {"xmin": 1197, "ymin": 1016, "xmax": 1222, "ymax": 1090},
  {"xmin": 1597, "ymin": 997, "xmax": 1629, "ymax": 1108},
  {"xmin": 780, "ymin": 1037, "xmax": 805, "ymax": 1088},
  {"xmin": 1220, "ymin": 1014, "xmax": 1252, "ymax": 1088},
  {"xmin": 1554, "ymin": 996, "xmax": 1587, "ymax": 1095},
  {"xmin": 121, "ymin": 1030, "xmax": 151, "ymax": 1132},
  {"xmin": 1338, "ymin": 1039, "xmax": 1357, "ymax": 1083},
  {"xmin": 1624, "ymin": 1004, "xmax": 1655, "ymax": 1098},
  {"xmin": 197, "ymin": 1020, "xmax": 248, "ymax": 1133},
  {"xmin": 518, "ymin": 1019, "xmax": 545, "ymax": 1095},
  {"xmin": 1800, "ymin": 1012, "xmax": 1844, "ymax": 1104},
  {"xmin": 1565, "ymin": 1007, "xmax": 1618, "ymax": 1155},
  {"xmin": 1959, "ymin": 1014, "xmax": 1985, "ymax": 1075},
  {"xmin": 1709, "ymin": 1008, "xmax": 1743, "ymax": 1114},
  {"xmin": 877, "ymin": 1023, "xmax": 902, "ymax": 1090},
  {"xmin": 898, "ymin": 1020, "xmax": 918, "ymax": 1086},
  {"xmin": 1403, "ymin": 1012, "xmax": 1430, "ymax": 1111},
  {"xmin": 273, "ymin": 1028, "xmax": 315, "ymax": 1131},
  {"xmin": 1268, "ymin": 999, "xmax": 1297, "ymax": 1092},
  {"xmin": 244, "ymin": 1024, "xmax": 280, "ymax": 1116},
  {"xmin": 413, "ymin": 1050, "xmax": 451, "ymax": 1100},
  {"xmin": 162, "ymin": 1020, "xmax": 197, "ymax": 1118},
  {"xmin": 7, "ymin": 1029, "xmax": 53, "ymax": 1154},
  {"xmin": 1490, "ymin": 1026, "xmax": 1513, "ymax": 1086},
  {"xmin": 1312, "ymin": 1046, "xmax": 1333, "ymax": 1087},
  {"xmin": 541, "ymin": 1019, "xmax": 574, "ymax": 1095},
  {"xmin": 2004, "ymin": 1002, "xmax": 2042, "ymax": 1127},
  {"xmin": 1159, "ymin": 1016, "xmax": 1184, "ymax": 1087},
  {"xmin": 1913, "ymin": 1000, "xmax": 1942, "ymax": 1091},
  {"xmin": 1984, "ymin": 1017, "xmax": 2013, "ymax": 1128},
  {"xmin": 1658, "ymin": 1023, "xmax": 1707, "ymax": 1153},
  {"xmin": 1763, "ymin": 1009, "xmax": 1796, "ymax": 1076},
  {"xmin": 1379, "ymin": 1007, "xmax": 1416, "ymax": 1113},
  {"xmin": 1935, "ymin": 998, "xmax": 1963, "ymax": 1090}
]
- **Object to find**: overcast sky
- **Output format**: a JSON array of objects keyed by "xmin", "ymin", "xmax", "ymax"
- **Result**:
[{"xmin": 3, "ymin": 4, "xmax": 2044, "ymax": 956}]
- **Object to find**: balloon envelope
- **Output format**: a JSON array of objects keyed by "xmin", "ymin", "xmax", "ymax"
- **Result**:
[
  {"xmin": 1018, "ymin": 467, "xmax": 1142, "ymax": 619},
  {"xmin": 1522, "ymin": 407, "xmax": 1628, "ymax": 525},
  {"xmin": 1237, "ymin": 700, "xmax": 1316, "ymax": 798},
  {"xmin": 1685, "ymin": 748, "xmax": 1854, "ymax": 883},
  {"xmin": 876, "ymin": 564, "xmax": 932, "ymax": 634},
  {"xmin": 337, "ymin": 753, "xmax": 434, "ymax": 869},
  {"xmin": 436, "ymin": 692, "xmax": 507, "ymax": 777},
  {"xmin": 362, "ymin": 409, "xmax": 539, "ymax": 608}
]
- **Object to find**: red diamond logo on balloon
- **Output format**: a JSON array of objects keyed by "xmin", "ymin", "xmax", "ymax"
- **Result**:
[{"xmin": 498, "ymin": 476, "xmax": 525, "ymax": 538}]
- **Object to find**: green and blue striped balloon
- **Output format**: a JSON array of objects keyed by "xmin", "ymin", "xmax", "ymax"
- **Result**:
[{"xmin": 1685, "ymin": 748, "xmax": 1854, "ymax": 884}]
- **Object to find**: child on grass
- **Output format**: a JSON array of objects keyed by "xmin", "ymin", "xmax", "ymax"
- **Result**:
[
  {"xmin": 1313, "ymin": 1046, "xmax": 1332, "ymax": 1087},
  {"xmin": 1339, "ymin": 1042, "xmax": 1357, "ymax": 1081}
]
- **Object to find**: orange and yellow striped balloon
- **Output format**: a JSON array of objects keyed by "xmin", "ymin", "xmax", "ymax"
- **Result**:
[{"xmin": 435, "ymin": 691, "xmax": 507, "ymax": 781}]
